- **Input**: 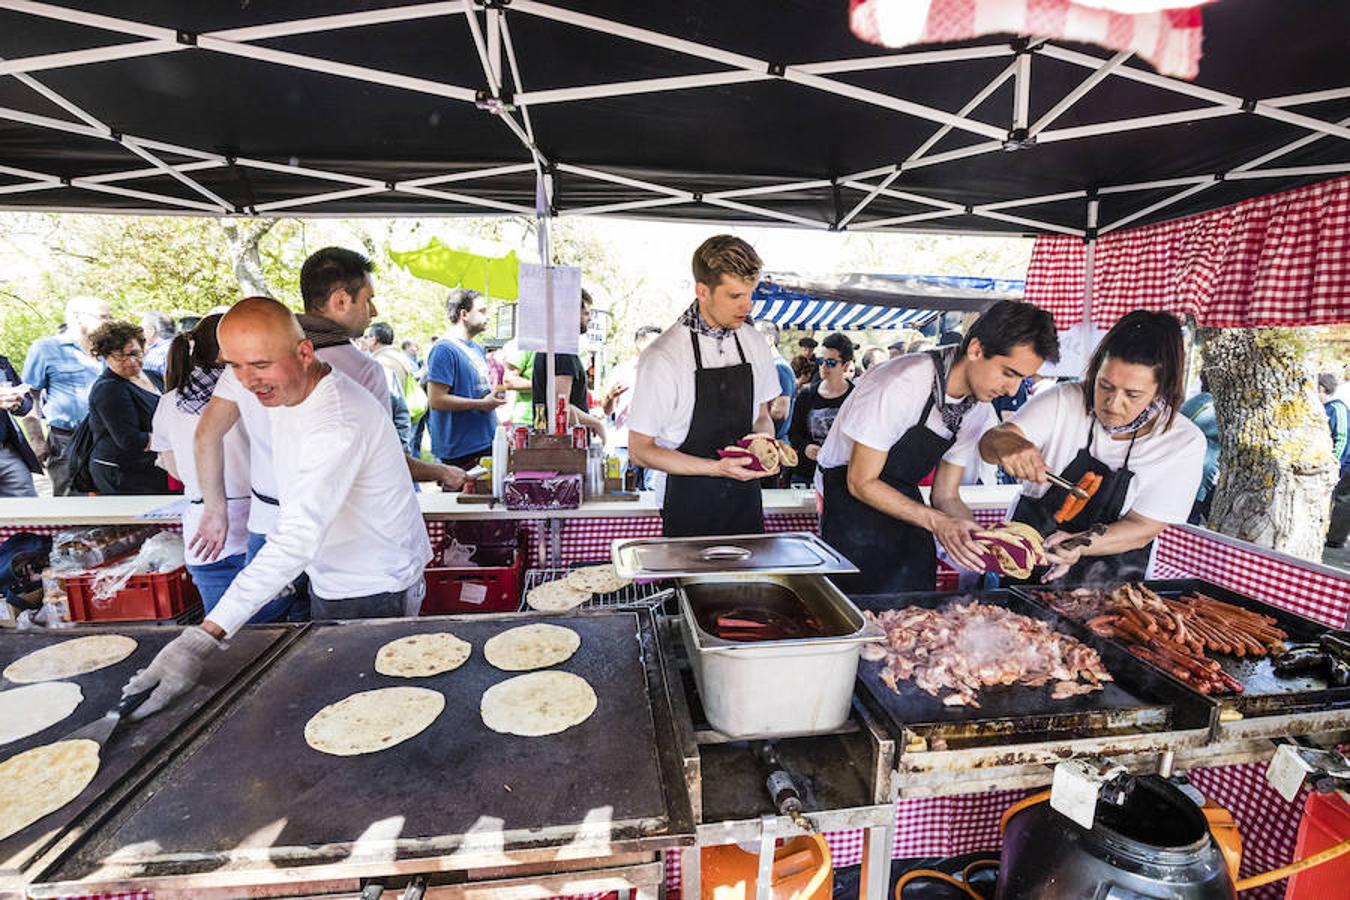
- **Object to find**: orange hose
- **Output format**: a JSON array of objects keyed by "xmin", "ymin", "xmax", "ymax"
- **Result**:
[
  {"xmin": 999, "ymin": 790, "xmax": 1050, "ymax": 835},
  {"xmin": 1234, "ymin": 837, "xmax": 1350, "ymax": 891},
  {"xmin": 894, "ymin": 868, "xmax": 982, "ymax": 900}
]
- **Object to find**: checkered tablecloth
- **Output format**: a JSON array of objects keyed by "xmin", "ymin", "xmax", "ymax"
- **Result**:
[
  {"xmin": 1026, "ymin": 175, "xmax": 1350, "ymax": 329},
  {"xmin": 1154, "ymin": 525, "xmax": 1350, "ymax": 627}
]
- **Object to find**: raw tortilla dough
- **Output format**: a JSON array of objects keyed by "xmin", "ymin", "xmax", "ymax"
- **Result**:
[
  {"xmin": 304, "ymin": 687, "xmax": 445, "ymax": 757},
  {"xmin": 3, "ymin": 635, "xmax": 137, "ymax": 684},
  {"xmin": 484, "ymin": 623, "xmax": 580, "ymax": 671},
  {"xmin": 525, "ymin": 578, "xmax": 591, "ymax": 613},
  {"xmin": 0, "ymin": 682, "xmax": 84, "ymax": 746},
  {"xmin": 562, "ymin": 564, "xmax": 631, "ymax": 596},
  {"xmin": 374, "ymin": 633, "xmax": 471, "ymax": 678},
  {"xmin": 0, "ymin": 739, "xmax": 100, "ymax": 841},
  {"xmin": 480, "ymin": 671, "xmax": 597, "ymax": 737}
]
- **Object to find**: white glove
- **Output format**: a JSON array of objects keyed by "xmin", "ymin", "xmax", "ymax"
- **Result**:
[{"xmin": 122, "ymin": 626, "xmax": 224, "ymax": 720}]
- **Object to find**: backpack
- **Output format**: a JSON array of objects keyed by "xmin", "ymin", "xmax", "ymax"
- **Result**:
[
  {"xmin": 0, "ymin": 532, "xmax": 52, "ymax": 610},
  {"xmin": 65, "ymin": 415, "xmax": 98, "ymax": 494}
]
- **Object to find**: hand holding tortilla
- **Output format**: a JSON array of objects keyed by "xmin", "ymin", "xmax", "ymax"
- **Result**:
[
  {"xmin": 716, "ymin": 434, "xmax": 798, "ymax": 476},
  {"xmin": 969, "ymin": 521, "xmax": 1048, "ymax": 579}
]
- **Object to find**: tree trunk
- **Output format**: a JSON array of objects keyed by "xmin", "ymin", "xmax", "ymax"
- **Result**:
[
  {"xmin": 221, "ymin": 218, "xmax": 278, "ymax": 298},
  {"xmin": 1201, "ymin": 327, "xmax": 1337, "ymax": 561}
]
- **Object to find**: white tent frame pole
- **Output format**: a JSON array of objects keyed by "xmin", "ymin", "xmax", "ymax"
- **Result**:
[
  {"xmin": 840, "ymin": 181, "xmax": 964, "ymax": 211},
  {"xmin": 1100, "ymin": 180, "xmax": 1217, "ymax": 234},
  {"xmin": 1013, "ymin": 51, "xmax": 1031, "ymax": 131},
  {"xmin": 1262, "ymin": 87, "xmax": 1350, "ymax": 109},
  {"xmin": 252, "ymin": 186, "xmax": 388, "ymax": 213},
  {"xmin": 497, "ymin": 15, "xmax": 538, "ymax": 145},
  {"xmin": 560, "ymin": 196, "xmax": 692, "ymax": 217},
  {"xmin": 707, "ymin": 180, "xmax": 833, "ymax": 200},
  {"xmin": 903, "ymin": 141, "xmax": 1005, "ymax": 171},
  {"xmin": 486, "ymin": 6, "xmax": 503, "ymax": 89},
  {"xmin": 519, "ymin": 71, "xmax": 769, "ymax": 106},
  {"xmin": 797, "ymin": 45, "xmax": 1011, "ymax": 74},
  {"xmin": 1039, "ymin": 106, "xmax": 1240, "ymax": 143},
  {"xmin": 1083, "ymin": 199, "xmax": 1098, "ymax": 329},
  {"xmin": 977, "ymin": 189, "xmax": 1087, "ymax": 211},
  {"xmin": 1231, "ymin": 163, "xmax": 1350, "ymax": 180},
  {"xmin": 400, "ymin": 163, "xmax": 537, "ymax": 188},
  {"xmin": 1029, "ymin": 51, "xmax": 1130, "ymax": 137},
  {"xmin": 855, "ymin": 209, "xmax": 965, "ymax": 229},
  {"xmin": 971, "ymin": 209, "xmax": 1083, "ymax": 237},
  {"xmin": 838, "ymin": 168, "xmax": 904, "ymax": 229}
]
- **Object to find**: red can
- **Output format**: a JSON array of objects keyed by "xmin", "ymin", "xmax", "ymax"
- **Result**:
[
  {"xmin": 513, "ymin": 426, "xmax": 529, "ymax": 449},
  {"xmin": 572, "ymin": 425, "xmax": 588, "ymax": 449},
  {"xmin": 555, "ymin": 396, "xmax": 568, "ymax": 435}
]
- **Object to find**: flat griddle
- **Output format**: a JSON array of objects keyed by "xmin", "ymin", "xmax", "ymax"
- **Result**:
[
  {"xmin": 0, "ymin": 624, "xmax": 294, "ymax": 874},
  {"xmin": 42, "ymin": 611, "xmax": 681, "ymax": 885},
  {"xmin": 852, "ymin": 591, "xmax": 1216, "ymax": 749},
  {"xmin": 1016, "ymin": 579, "xmax": 1350, "ymax": 719}
]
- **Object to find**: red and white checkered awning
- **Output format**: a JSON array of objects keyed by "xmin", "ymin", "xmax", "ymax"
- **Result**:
[{"xmin": 1025, "ymin": 175, "xmax": 1350, "ymax": 328}]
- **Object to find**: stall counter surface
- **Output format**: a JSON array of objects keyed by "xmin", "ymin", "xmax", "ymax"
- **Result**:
[{"xmin": 0, "ymin": 486, "xmax": 1023, "ymax": 526}]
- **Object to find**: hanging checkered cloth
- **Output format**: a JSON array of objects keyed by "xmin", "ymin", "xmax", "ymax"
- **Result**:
[
  {"xmin": 1025, "ymin": 176, "xmax": 1350, "ymax": 329},
  {"xmin": 849, "ymin": 0, "xmax": 1213, "ymax": 80}
]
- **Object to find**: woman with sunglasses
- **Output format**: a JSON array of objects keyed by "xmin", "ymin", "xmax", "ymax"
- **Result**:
[
  {"xmin": 788, "ymin": 332, "xmax": 855, "ymax": 484},
  {"xmin": 85, "ymin": 319, "xmax": 170, "ymax": 494},
  {"xmin": 979, "ymin": 311, "xmax": 1206, "ymax": 582}
]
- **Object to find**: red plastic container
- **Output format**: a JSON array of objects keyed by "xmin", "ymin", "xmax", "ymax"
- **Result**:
[
  {"xmin": 63, "ymin": 565, "xmax": 201, "ymax": 622},
  {"xmin": 1285, "ymin": 790, "xmax": 1350, "ymax": 898},
  {"xmin": 421, "ymin": 535, "xmax": 525, "ymax": 615},
  {"xmin": 935, "ymin": 562, "xmax": 960, "ymax": 592}
]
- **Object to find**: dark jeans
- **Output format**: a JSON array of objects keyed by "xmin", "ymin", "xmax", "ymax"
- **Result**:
[
  {"xmin": 91, "ymin": 459, "xmax": 170, "ymax": 495},
  {"xmin": 245, "ymin": 531, "xmax": 309, "ymax": 623},
  {"xmin": 410, "ymin": 414, "xmax": 428, "ymax": 458},
  {"xmin": 1329, "ymin": 469, "xmax": 1350, "ymax": 546},
  {"xmin": 46, "ymin": 426, "xmax": 75, "ymax": 496},
  {"xmin": 310, "ymin": 585, "xmax": 415, "ymax": 621}
]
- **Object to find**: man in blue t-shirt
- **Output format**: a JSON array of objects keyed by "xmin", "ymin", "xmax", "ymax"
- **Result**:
[
  {"xmin": 752, "ymin": 318, "xmax": 795, "ymax": 442},
  {"xmin": 21, "ymin": 295, "xmax": 110, "ymax": 495},
  {"xmin": 426, "ymin": 289, "xmax": 506, "ymax": 469}
]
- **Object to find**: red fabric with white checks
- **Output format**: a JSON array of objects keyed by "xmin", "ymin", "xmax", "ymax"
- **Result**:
[
  {"xmin": 1026, "ymin": 176, "xmax": 1350, "ymax": 329},
  {"xmin": 1154, "ymin": 525, "xmax": 1350, "ymax": 627},
  {"xmin": 850, "ymin": 0, "xmax": 1209, "ymax": 79},
  {"xmin": 1188, "ymin": 764, "xmax": 1311, "ymax": 900}
]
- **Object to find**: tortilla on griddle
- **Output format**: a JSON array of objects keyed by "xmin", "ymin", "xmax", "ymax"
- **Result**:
[
  {"xmin": 3, "ymin": 635, "xmax": 137, "ymax": 684},
  {"xmin": 303, "ymin": 687, "xmax": 445, "ymax": 757},
  {"xmin": 480, "ymin": 671, "xmax": 597, "ymax": 737},
  {"xmin": 0, "ymin": 682, "xmax": 84, "ymax": 746},
  {"xmin": 525, "ymin": 578, "xmax": 591, "ymax": 612},
  {"xmin": 563, "ymin": 564, "xmax": 631, "ymax": 596},
  {"xmin": 0, "ymin": 739, "xmax": 100, "ymax": 841},
  {"xmin": 374, "ymin": 633, "xmax": 471, "ymax": 678},
  {"xmin": 483, "ymin": 623, "xmax": 580, "ymax": 671}
]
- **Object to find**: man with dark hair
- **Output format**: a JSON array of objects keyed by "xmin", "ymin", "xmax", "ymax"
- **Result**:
[
  {"xmin": 426, "ymin": 289, "xmax": 506, "ymax": 470},
  {"xmin": 792, "ymin": 336, "xmax": 819, "ymax": 388},
  {"xmin": 531, "ymin": 289, "xmax": 607, "ymax": 442},
  {"xmin": 140, "ymin": 312, "xmax": 176, "ymax": 377},
  {"xmin": 789, "ymin": 332, "xmax": 855, "ymax": 485},
  {"xmin": 628, "ymin": 235, "xmax": 780, "ymax": 536},
  {"xmin": 817, "ymin": 300, "xmax": 1060, "ymax": 593}
]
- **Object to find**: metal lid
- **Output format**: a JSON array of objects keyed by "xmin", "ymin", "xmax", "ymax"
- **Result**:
[{"xmin": 611, "ymin": 532, "xmax": 859, "ymax": 579}]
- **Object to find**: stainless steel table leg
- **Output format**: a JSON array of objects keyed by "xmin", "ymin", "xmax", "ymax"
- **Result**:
[
  {"xmin": 549, "ymin": 519, "xmax": 562, "ymax": 568},
  {"xmin": 680, "ymin": 845, "xmax": 701, "ymax": 900},
  {"xmin": 756, "ymin": 814, "xmax": 777, "ymax": 900},
  {"xmin": 859, "ymin": 816, "xmax": 895, "ymax": 900}
]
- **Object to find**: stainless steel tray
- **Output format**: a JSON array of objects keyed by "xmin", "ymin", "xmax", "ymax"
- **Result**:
[{"xmin": 612, "ymin": 532, "xmax": 858, "ymax": 579}]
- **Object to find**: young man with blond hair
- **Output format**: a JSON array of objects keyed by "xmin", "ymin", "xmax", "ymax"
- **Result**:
[{"xmin": 627, "ymin": 235, "xmax": 780, "ymax": 537}]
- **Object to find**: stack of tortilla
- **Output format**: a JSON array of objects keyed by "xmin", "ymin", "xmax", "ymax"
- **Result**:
[{"xmin": 524, "ymin": 564, "xmax": 632, "ymax": 612}]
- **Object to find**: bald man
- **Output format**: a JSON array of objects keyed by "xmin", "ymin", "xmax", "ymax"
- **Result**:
[{"xmin": 122, "ymin": 298, "xmax": 432, "ymax": 718}]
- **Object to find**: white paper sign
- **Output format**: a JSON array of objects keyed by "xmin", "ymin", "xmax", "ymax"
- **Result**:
[
  {"xmin": 517, "ymin": 263, "xmax": 581, "ymax": 354},
  {"xmin": 459, "ymin": 582, "xmax": 489, "ymax": 606}
]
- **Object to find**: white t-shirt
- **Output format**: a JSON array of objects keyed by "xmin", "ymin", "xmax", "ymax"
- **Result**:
[
  {"xmin": 150, "ymin": 389, "xmax": 251, "ymax": 566},
  {"xmin": 814, "ymin": 353, "xmax": 996, "ymax": 490},
  {"xmin": 1007, "ymin": 382, "xmax": 1206, "ymax": 524},
  {"xmin": 212, "ymin": 343, "xmax": 389, "ymax": 534},
  {"xmin": 208, "ymin": 370, "xmax": 432, "ymax": 637},
  {"xmin": 626, "ymin": 322, "xmax": 782, "ymax": 500}
]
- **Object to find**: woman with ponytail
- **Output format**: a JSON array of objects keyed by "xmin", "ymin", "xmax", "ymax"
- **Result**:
[{"xmin": 149, "ymin": 314, "xmax": 252, "ymax": 613}]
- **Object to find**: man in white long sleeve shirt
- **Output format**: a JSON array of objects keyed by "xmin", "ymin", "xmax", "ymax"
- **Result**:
[{"xmin": 123, "ymin": 298, "xmax": 432, "ymax": 718}]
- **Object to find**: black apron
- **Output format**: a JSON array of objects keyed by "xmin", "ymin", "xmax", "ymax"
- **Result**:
[
  {"xmin": 1010, "ymin": 417, "xmax": 1151, "ymax": 583},
  {"xmin": 819, "ymin": 354, "xmax": 966, "ymax": 594},
  {"xmin": 661, "ymin": 330, "xmax": 765, "ymax": 538}
]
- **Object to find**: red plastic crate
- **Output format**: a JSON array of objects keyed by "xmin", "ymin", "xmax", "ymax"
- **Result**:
[
  {"xmin": 63, "ymin": 565, "xmax": 201, "ymax": 622},
  {"xmin": 1286, "ymin": 790, "xmax": 1350, "ymax": 898},
  {"xmin": 421, "ymin": 535, "xmax": 525, "ymax": 615},
  {"xmin": 935, "ymin": 562, "xmax": 960, "ymax": 592}
]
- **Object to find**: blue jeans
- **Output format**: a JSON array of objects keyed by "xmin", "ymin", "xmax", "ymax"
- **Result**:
[
  {"xmin": 186, "ymin": 553, "xmax": 246, "ymax": 615},
  {"xmin": 245, "ymin": 531, "xmax": 310, "ymax": 623}
]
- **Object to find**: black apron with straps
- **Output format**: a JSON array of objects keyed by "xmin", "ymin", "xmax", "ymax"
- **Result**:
[
  {"xmin": 1010, "ymin": 417, "xmax": 1152, "ymax": 583},
  {"xmin": 819, "ymin": 353, "xmax": 966, "ymax": 594},
  {"xmin": 661, "ymin": 330, "xmax": 765, "ymax": 538}
]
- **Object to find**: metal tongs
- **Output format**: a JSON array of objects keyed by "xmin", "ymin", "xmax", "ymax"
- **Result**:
[{"xmin": 1045, "ymin": 471, "xmax": 1089, "ymax": 499}]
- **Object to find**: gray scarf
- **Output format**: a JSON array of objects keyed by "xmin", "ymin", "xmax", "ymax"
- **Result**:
[
  {"xmin": 926, "ymin": 347, "xmax": 977, "ymax": 436},
  {"xmin": 297, "ymin": 313, "xmax": 357, "ymax": 350},
  {"xmin": 680, "ymin": 302, "xmax": 734, "ymax": 353},
  {"xmin": 1100, "ymin": 396, "xmax": 1168, "ymax": 435}
]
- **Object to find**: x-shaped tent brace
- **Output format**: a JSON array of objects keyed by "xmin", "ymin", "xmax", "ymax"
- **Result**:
[{"xmin": 0, "ymin": 0, "xmax": 1348, "ymax": 238}]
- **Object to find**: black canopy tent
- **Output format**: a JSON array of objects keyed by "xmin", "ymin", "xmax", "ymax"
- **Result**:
[{"xmin": 0, "ymin": 0, "xmax": 1347, "ymax": 241}]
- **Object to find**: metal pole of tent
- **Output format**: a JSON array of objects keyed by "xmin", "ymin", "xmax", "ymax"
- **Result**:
[{"xmin": 1084, "ymin": 198, "xmax": 1098, "ymax": 333}]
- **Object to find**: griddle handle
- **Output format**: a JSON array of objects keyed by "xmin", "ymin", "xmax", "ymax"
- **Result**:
[
  {"xmin": 402, "ymin": 876, "xmax": 428, "ymax": 900},
  {"xmin": 359, "ymin": 882, "xmax": 384, "ymax": 900}
]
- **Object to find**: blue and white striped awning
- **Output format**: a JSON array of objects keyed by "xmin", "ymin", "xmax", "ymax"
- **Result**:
[
  {"xmin": 751, "ymin": 273, "xmax": 1025, "ymax": 331},
  {"xmin": 751, "ymin": 291, "xmax": 939, "ymax": 330}
]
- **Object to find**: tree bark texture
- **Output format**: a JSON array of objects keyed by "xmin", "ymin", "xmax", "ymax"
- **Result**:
[
  {"xmin": 221, "ymin": 218, "xmax": 277, "ymax": 299},
  {"xmin": 1200, "ymin": 327, "xmax": 1337, "ymax": 561}
]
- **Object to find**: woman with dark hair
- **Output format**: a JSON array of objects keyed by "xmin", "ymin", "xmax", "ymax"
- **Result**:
[
  {"xmin": 980, "ymin": 310, "xmax": 1206, "ymax": 582},
  {"xmin": 788, "ymin": 332, "xmax": 855, "ymax": 484},
  {"xmin": 149, "ymin": 314, "xmax": 263, "ymax": 615},
  {"xmin": 86, "ymin": 320, "xmax": 170, "ymax": 495}
]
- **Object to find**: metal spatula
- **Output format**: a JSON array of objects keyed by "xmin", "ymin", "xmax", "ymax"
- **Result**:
[
  {"xmin": 58, "ymin": 689, "xmax": 152, "ymax": 748},
  {"xmin": 1044, "ymin": 472, "xmax": 1090, "ymax": 499}
]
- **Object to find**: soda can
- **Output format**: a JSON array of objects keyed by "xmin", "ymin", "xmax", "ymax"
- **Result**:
[
  {"xmin": 572, "ymin": 425, "xmax": 588, "ymax": 449},
  {"xmin": 514, "ymin": 426, "xmax": 529, "ymax": 450}
]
